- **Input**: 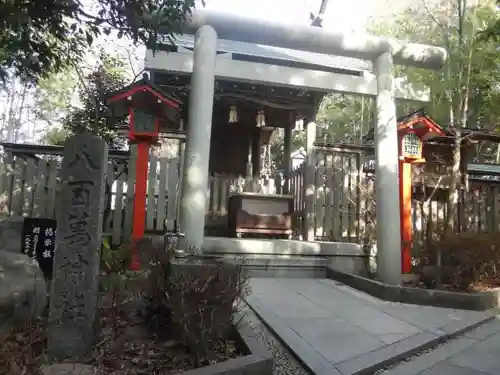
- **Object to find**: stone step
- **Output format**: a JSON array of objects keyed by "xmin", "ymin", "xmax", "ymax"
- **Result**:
[
  {"xmin": 203, "ymin": 254, "xmax": 328, "ymax": 278},
  {"xmin": 204, "ymin": 254, "xmax": 329, "ymax": 268}
]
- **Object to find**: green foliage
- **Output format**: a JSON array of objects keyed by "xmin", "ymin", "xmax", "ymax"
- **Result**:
[
  {"xmin": 34, "ymin": 68, "xmax": 79, "ymax": 128},
  {"xmin": 100, "ymin": 237, "xmax": 132, "ymax": 274},
  {"xmin": 478, "ymin": 0, "xmax": 500, "ymax": 41},
  {"xmin": 370, "ymin": 2, "xmax": 500, "ymax": 131},
  {"xmin": 0, "ymin": 0, "xmax": 196, "ymax": 83},
  {"xmin": 0, "ymin": 0, "xmax": 86, "ymax": 83},
  {"xmin": 61, "ymin": 53, "xmax": 130, "ymax": 149},
  {"xmin": 316, "ymin": 94, "xmax": 375, "ymax": 142},
  {"xmin": 39, "ymin": 127, "xmax": 69, "ymax": 146},
  {"xmin": 313, "ymin": 1, "xmax": 500, "ymax": 149}
]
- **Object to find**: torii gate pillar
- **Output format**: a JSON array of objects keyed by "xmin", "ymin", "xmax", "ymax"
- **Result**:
[
  {"xmin": 373, "ymin": 52, "xmax": 402, "ymax": 285},
  {"xmin": 178, "ymin": 25, "xmax": 218, "ymax": 250}
]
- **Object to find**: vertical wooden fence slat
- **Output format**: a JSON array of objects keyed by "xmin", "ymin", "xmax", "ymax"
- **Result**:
[
  {"xmin": 358, "ymin": 160, "xmax": 367, "ymax": 241},
  {"xmin": 314, "ymin": 150, "xmax": 325, "ymax": 239},
  {"xmin": 355, "ymin": 153, "xmax": 362, "ymax": 242},
  {"xmin": 300, "ymin": 164, "xmax": 306, "ymax": 235},
  {"xmin": 347, "ymin": 155, "xmax": 354, "ymax": 241},
  {"xmin": 332, "ymin": 153, "xmax": 342, "ymax": 240},
  {"xmin": 211, "ymin": 175, "xmax": 220, "ymax": 223},
  {"xmin": 491, "ymin": 186, "xmax": 499, "ymax": 231},
  {"xmin": 472, "ymin": 189, "xmax": 479, "ymax": 232},
  {"xmin": 104, "ymin": 161, "xmax": 115, "ymax": 236},
  {"xmin": 45, "ymin": 159, "xmax": 58, "ymax": 218},
  {"xmin": 166, "ymin": 159, "xmax": 179, "ymax": 231},
  {"xmin": 484, "ymin": 187, "xmax": 491, "ymax": 231},
  {"xmin": 482, "ymin": 188, "xmax": 489, "ymax": 232},
  {"xmin": 299, "ymin": 164, "xmax": 305, "ymax": 212},
  {"xmin": 220, "ymin": 177, "xmax": 229, "ymax": 218},
  {"xmin": 123, "ymin": 146, "xmax": 137, "ymax": 244},
  {"xmin": 23, "ymin": 158, "xmax": 36, "ymax": 217},
  {"xmin": 33, "ymin": 158, "xmax": 48, "ymax": 217},
  {"xmin": 156, "ymin": 157, "xmax": 168, "ymax": 231},
  {"xmin": 363, "ymin": 171, "xmax": 376, "ymax": 246},
  {"xmin": 298, "ymin": 168, "xmax": 303, "ymax": 209},
  {"xmin": 1, "ymin": 152, "xmax": 15, "ymax": 215},
  {"xmin": 324, "ymin": 154, "xmax": 334, "ymax": 240},
  {"xmin": 206, "ymin": 176, "xmax": 213, "ymax": 227},
  {"xmin": 274, "ymin": 174, "xmax": 280, "ymax": 195},
  {"xmin": 146, "ymin": 153, "xmax": 158, "ymax": 230},
  {"xmin": 11, "ymin": 157, "xmax": 25, "ymax": 216},
  {"xmin": 113, "ymin": 164, "xmax": 126, "ymax": 245},
  {"xmin": 340, "ymin": 156, "xmax": 349, "ymax": 240}
]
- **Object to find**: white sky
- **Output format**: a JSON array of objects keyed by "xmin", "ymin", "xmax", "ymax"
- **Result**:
[
  {"xmin": 197, "ymin": 0, "xmax": 413, "ymax": 31},
  {"xmin": 200, "ymin": 0, "xmax": 373, "ymax": 31}
]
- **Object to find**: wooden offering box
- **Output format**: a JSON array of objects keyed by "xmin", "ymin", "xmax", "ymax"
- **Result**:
[{"xmin": 227, "ymin": 193, "xmax": 294, "ymax": 238}]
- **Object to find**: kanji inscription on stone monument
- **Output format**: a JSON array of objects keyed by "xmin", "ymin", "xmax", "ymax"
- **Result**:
[{"xmin": 47, "ymin": 134, "xmax": 108, "ymax": 360}]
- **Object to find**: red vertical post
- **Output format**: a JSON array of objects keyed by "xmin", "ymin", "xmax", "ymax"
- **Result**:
[
  {"xmin": 130, "ymin": 141, "xmax": 150, "ymax": 270},
  {"xmin": 399, "ymin": 161, "xmax": 413, "ymax": 274}
]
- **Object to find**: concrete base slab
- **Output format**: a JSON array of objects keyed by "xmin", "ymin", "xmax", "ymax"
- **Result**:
[
  {"xmin": 202, "ymin": 237, "xmax": 368, "ymax": 276},
  {"xmin": 246, "ymin": 278, "xmax": 498, "ymax": 375}
]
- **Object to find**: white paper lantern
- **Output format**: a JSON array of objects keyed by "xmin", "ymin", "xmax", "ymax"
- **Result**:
[
  {"xmin": 229, "ymin": 105, "xmax": 238, "ymax": 123},
  {"xmin": 256, "ymin": 110, "xmax": 266, "ymax": 127}
]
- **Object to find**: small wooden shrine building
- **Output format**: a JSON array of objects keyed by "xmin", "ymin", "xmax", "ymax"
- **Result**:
[{"xmin": 146, "ymin": 35, "xmax": 373, "ymax": 181}]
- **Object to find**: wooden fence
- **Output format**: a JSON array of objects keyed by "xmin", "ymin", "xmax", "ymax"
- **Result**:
[
  {"xmin": 310, "ymin": 145, "xmax": 374, "ymax": 243},
  {"xmin": 309, "ymin": 143, "xmax": 500, "ymax": 245},
  {"xmin": 0, "ymin": 144, "xmax": 285, "ymax": 244},
  {"xmin": 286, "ymin": 163, "xmax": 306, "ymax": 235},
  {"xmin": 3, "ymin": 142, "xmax": 500, "ymax": 246},
  {"xmin": 0, "ymin": 145, "xmax": 182, "ymax": 245}
]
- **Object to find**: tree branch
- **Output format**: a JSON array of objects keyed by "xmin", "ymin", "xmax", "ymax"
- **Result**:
[{"xmin": 422, "ymin": 0, "xmax": 459, "ymax": 32}]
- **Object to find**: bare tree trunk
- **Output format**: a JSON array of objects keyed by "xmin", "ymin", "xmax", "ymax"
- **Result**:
[
  {"xmin": 14, "ymin": 82, "xmax": 29, "ymax": 142},
  {"xmin": 5, "ymin": 80, "xmax": 17, "ymax": 142},
  {"xmin": 445, "ymin": 132, "xmax": 461, "ymax": 236}
]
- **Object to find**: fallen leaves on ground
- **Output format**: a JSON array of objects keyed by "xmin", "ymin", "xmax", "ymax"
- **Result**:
[{"xmin": 0, "ymin": 287, "xmax": 242, "ymax": 375}]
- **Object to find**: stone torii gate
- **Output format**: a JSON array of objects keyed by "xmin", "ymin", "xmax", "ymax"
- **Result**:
[{"xmin": 175, "ymin": 9, "xmax": 447, "ymax": 286}]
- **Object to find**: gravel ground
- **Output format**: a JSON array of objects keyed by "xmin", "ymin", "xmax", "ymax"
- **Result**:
[{"xmin": 242, "ymin": 305, "xmax": 312, "ymax": 375}]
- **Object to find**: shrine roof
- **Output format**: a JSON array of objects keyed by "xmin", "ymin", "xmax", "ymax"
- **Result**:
[
  {"xmin": 152, "ymin": 71, "xmax": 322, "ymax": 111},
  {"xmin": 362, "ymin": 109, "xmax": 448, "ymax": 143},
  {"xmin": 106, "ymin": 75, "xmax": 182, "ymax": 108},
  {"xmin": 159, "ymin": 34, "xmax": 372, "ymax": 74}
]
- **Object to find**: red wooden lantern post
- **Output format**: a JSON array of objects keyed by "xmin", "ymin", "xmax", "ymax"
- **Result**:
[
  {"xmin": 106, "ymin": 76, "xmax": 180, "ymax": 270},
  {"xmin": 397, "ymin": 113, "xmax": 445, "ymax": 275}
]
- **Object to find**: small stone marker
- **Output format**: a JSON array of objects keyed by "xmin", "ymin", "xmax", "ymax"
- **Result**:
[{"xmin": 47, "ymin": 134, "xmax": 108, "ymax": 360}]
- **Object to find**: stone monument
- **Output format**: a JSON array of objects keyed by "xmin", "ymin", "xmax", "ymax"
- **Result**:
[{"xmin": 47, "ymin": 134, "xmax": 108, "ymax": 360}]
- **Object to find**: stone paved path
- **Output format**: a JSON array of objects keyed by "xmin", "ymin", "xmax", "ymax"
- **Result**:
[
  {"xmin": 246, "ymin": 278, "xmax": 498, "ymax": 375},
  {"xmin": 382, "ymin": 318, "xmax": 500, "ymax": 375}
]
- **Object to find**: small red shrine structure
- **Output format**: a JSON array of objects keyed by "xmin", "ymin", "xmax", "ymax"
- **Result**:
[
  {"xmin": 397, "ymin": 112, "xmax": 446, "ymax": 275},
  {"xmin": 106, "ymin": 74, "xmax": 181, "ymax": 270}
]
